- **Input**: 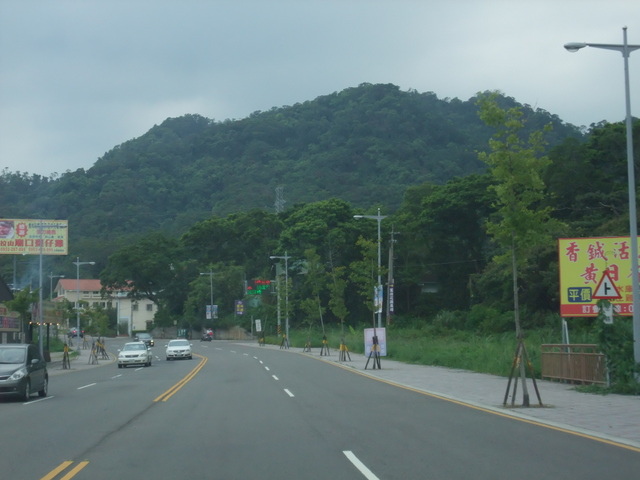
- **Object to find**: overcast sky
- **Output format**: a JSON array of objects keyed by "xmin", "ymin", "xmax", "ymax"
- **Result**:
[{"xmin": 1, "ymin": 0, "xmax": 638, "ymax": 177}]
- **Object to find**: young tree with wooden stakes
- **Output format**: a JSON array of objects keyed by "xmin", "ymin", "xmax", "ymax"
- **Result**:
[{"xmin": 477, "ymin": 91, "xmax": 565, "ymax": 406}]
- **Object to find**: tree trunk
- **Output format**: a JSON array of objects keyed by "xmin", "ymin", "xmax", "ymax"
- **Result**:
[{"xmin": 512, "ymin": 237, "xmax": 530, "ymax": 407}]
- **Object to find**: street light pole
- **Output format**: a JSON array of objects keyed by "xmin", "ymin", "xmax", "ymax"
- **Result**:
[
  {"xmin": 200, "ymin": 270, "xmax": 215, "ymax": 322},
  {"xmin": 565, "ymin": 27, "xmax": 640, "ymax": 368},
  {"xmin": 354, "ymin": 208, "xmax": 387, "ymax": 329},
  {"xmin": 270, "ymin": 252, "xmax": 290, "ymax": 342},
  {"xmin": 73, "ymin": 257, "xmax": 95, "ymax": 350}
]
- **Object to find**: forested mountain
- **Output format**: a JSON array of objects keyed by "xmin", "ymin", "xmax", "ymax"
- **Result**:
[
  {"xmin": 1, "ymin": 84, "xmax": 581, "ymax": 252},
  {"xmin": 3, "ymin": 83, "xmax": 640, "ymax": 340}
]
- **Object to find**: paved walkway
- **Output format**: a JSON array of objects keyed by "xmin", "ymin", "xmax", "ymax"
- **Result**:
[
  {"xmin": 48, "ymin": 338, "xmax": 115, "ymax": 375},
  {"xmin": 47, "ymin": 339, "xmax": 640, "ymax": 451},
  {"xmin": 241, "ymin": 342, "xmax": 640, "ymax": 451}
]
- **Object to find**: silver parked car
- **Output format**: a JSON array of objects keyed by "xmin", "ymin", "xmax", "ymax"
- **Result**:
[
  {"xmin": 0, "ymin": 344, "xmax": 48, "ymax": 401},
  {"xmin": 165, "ymin": 339, "xmax": 193, "ymax": 360},
  {"xmin": 117, "ymin": 342, "xmax": 153, "ymax": 368}
]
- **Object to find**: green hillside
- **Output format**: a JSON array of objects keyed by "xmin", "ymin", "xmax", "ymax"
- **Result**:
[{"xmin": 1, "ymin": 83, "xmax": 583, "ymax": 282}]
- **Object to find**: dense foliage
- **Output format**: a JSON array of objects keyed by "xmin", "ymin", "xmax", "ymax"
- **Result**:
[
  {"xmin": 1, "ymin": 84, "xmax": 581, "ymax": 265},
  {"xmin": 2, "ymin": 84, "xmax": 639, "ymax": 387}
]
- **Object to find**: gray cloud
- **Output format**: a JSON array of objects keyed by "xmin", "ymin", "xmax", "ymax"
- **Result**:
[{"xmin": 1, "ymin": 0, "xmax": 638, "ymax": 176}]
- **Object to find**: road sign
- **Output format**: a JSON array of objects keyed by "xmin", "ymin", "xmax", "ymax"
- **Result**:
[{"xmin": 592, "ymin": 271, "xmax": 622, "ymax": 299}]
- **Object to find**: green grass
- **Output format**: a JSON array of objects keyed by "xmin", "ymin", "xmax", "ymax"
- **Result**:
[{"xmin": 273, "ymin": 325, "xmax": 598, "ymax": 379}]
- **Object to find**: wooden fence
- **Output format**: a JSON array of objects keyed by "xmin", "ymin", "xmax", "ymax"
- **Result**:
[{"xmin": 540, "ymin": 344, "xmax": 608, "ymax": 386}]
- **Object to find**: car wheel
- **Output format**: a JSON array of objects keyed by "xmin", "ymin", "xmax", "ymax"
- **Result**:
[
  {"xmin": 38, "ymin": 377, "xmax": 48, "ymax": 397},
  {"xmin": 189, "ymin": 355, "xmax": 193, "ymax": 360},
  {"xmin": 21, "ymin": 380, "xmax": 31, "ymax": 401}
]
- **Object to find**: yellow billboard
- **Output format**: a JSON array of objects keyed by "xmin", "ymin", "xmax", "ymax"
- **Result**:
[
  {"xmin": 0, "ymin": 219, "xmax": 68, "ymax": 255},
  {"xmin": 558, "ymin": 237, "xmax": 637, "ymax": 317}
]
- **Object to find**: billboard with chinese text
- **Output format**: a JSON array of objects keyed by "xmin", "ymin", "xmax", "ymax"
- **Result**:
[
  {"xmin": 0, "ymin": 219, "xmax": 68, "ymax": 255},
  {"xmin": 558, "ymin": 237, "xmax": 638, "ymax": 317}
]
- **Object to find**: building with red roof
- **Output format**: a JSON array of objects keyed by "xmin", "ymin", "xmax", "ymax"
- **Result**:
[{"xmin": 54, "ymin": 278, "xmax": 156, "ymax": 335}]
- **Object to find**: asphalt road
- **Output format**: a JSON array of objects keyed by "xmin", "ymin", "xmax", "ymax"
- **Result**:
[{"xmin": 2, "ymin": 339, "xmax": 639, "ymax": 479}]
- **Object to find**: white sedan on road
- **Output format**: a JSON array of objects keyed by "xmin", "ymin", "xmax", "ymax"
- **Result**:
[
  {"xmin": 165, "ymin": 339, "xmax": 193, "ymax": 360},
  {"xmin": 117, "ymin": 342, "xmax": 152, "ymax": 368}
]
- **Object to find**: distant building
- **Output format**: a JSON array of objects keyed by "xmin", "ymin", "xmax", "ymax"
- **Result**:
[{"xmin": 54, "ymin": 279, "xmax": 157, "ymax": 335}]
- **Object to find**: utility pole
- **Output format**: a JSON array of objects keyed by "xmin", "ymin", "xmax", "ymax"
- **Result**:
[{"xmin": 386, "ymin": 227, "xmax": 398, "ymax": 325}]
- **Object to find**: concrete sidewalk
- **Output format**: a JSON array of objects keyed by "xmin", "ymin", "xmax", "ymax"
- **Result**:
[
  {"xmin": 47, "ymin": 338, "xmax": 115, "ymax": 375},
  {"xmin": 240, "ymin": 341, "xmax": 640, "ymax": 451}
]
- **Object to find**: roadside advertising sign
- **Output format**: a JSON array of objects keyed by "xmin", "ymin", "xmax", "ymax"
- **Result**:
[
  {"xmin": 364, "ymin": 327, "xmax": 387, "ymax": 356},
  {"xmin": 0, "ymin": 219, "xmax": 68, "ymax": 255},
  {"xmin": 558, "ymin": 237, "xmax": 637, "ymax": 317}
]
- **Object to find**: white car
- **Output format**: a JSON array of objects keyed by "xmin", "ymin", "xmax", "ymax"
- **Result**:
[
  {"xmin": 117, "ymin": 342, "xmax": 152, "ymax": 368},
  {"xmin": 165, "ymin": 339, "xmax": 193, "ymax": 360}
]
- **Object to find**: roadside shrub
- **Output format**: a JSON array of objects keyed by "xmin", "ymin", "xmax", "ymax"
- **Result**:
[
  {"xmin": 432, "ymin": 310, "xmax": 466, "ymax": 331},
  {"xmin": 467, "ymin": 304, "xmax": 513, "ymax": 333},
  {"xmin": 593, "ymin": 303, "xmax": 640, "ymax": 394}
]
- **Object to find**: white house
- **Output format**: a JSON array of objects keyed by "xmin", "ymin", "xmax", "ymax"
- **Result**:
[{"xmin": 54, "ymin": 279, "xmax": 157, "ymax": 335}]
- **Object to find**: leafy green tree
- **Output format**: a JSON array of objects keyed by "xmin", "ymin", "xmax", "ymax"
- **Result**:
[
  {"xmin": 86, "ymin": 304, "xmax": 111, "ymax": 337},
  {"xmin": 183, "ymin": 263, "xmax": 245, "ymax": 329},
  {"xmin": 477, "ymin": 92, "xmax": 564, "ymax": 336},
  {"xmin": 349, "ymin": 237, "xmax": 380, "ymax": 327},
  {"xmin": 181, "ymin": 209, "xmax": 282, "ymax": 278},
  {"xmin": 546, "ymin": 120, "xmax": 640, "ymax": 236},
  {"xmin": 5, "ymin": 287, "xmax": 37, "ymax": 343},
  {"xmin": 298, "ymin": 248, "xmax": 327, "ymax": 332},
  {"xmin": 100, "ymin": 233, "xmax": 189, "ymax": 324},
  {"xmin": 395, "ymin": 174, "xmax": 495, "ymax": 316},
  {"xmin": 477, "ymin": 91, "xmax": 565, "ymax": 405},
  {"xmin": 328, "ymin": 265, "xmax": 349, "ymax": 335},
  {"xmin": 279, "ymin": 199, "xmax": 360, "ymax": 265},
  {"xmin": 594, "ymin": 300, "xmax": 639, "ymax": 393}
]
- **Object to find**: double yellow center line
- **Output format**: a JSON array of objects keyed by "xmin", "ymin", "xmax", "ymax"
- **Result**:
[
  {"xmin": 41, "ymin": 461, "xmax": 88, "ymax": 480},
  {"xmin": 41, "ymin": 354, "xmax": 208, "ymax": 479},
  {"xmin": 154, "ymin": 353, "xmax": 208, "ymax": 402}
]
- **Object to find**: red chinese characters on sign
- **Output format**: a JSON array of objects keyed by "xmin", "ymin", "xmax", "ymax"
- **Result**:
[
  {"xmin": 0, "ymin": 219, "xmax": 68, "ymax": 255},
  {"xmin": 587, "ymin": 241, "xmax": 608, "ymax": 262},
  {"xmin": 559, "ymin": 237, "xmax": 640, "ymax": 317},
  {"xmin": 580, "ymin": 263, "xmax": 599, "ymax": 284},
  {"xmin": 613, "ymin": 240, "xmax": 630, "ymax": 260},
  {"xmin": 565, "ymin": 241, "xmax": 580, "ymax": 262},
  {"xmin": 16, "ymin": 222, "xmax": 28, "ymax": 237},
  {"xmin": 606, "ymin": 264, "xmax": 620, "ymax": 282}
]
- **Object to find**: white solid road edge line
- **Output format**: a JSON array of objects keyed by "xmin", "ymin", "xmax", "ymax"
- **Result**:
[{"xmin": 343, "ymin": 451, "xmax": 380, "ymax": 480}]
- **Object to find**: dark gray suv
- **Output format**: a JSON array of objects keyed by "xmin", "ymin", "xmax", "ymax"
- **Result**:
[{"xmin": 0, "ymin": 344, "xmax": 48, "ymax": 401}]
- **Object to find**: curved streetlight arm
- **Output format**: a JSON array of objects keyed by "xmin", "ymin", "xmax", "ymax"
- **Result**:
[
  {"xmin": 564, "ymin": 27, "xmax": 640, "ymax": 369},
  {"xmin": 565, "ymin": 41, "xmax": 640, "ymax": 54}
]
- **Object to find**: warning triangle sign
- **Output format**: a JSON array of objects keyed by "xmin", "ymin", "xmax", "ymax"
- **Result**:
[{"xmin": 592, "ymin": 271, "xmax": 622, "ymax": 299}]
